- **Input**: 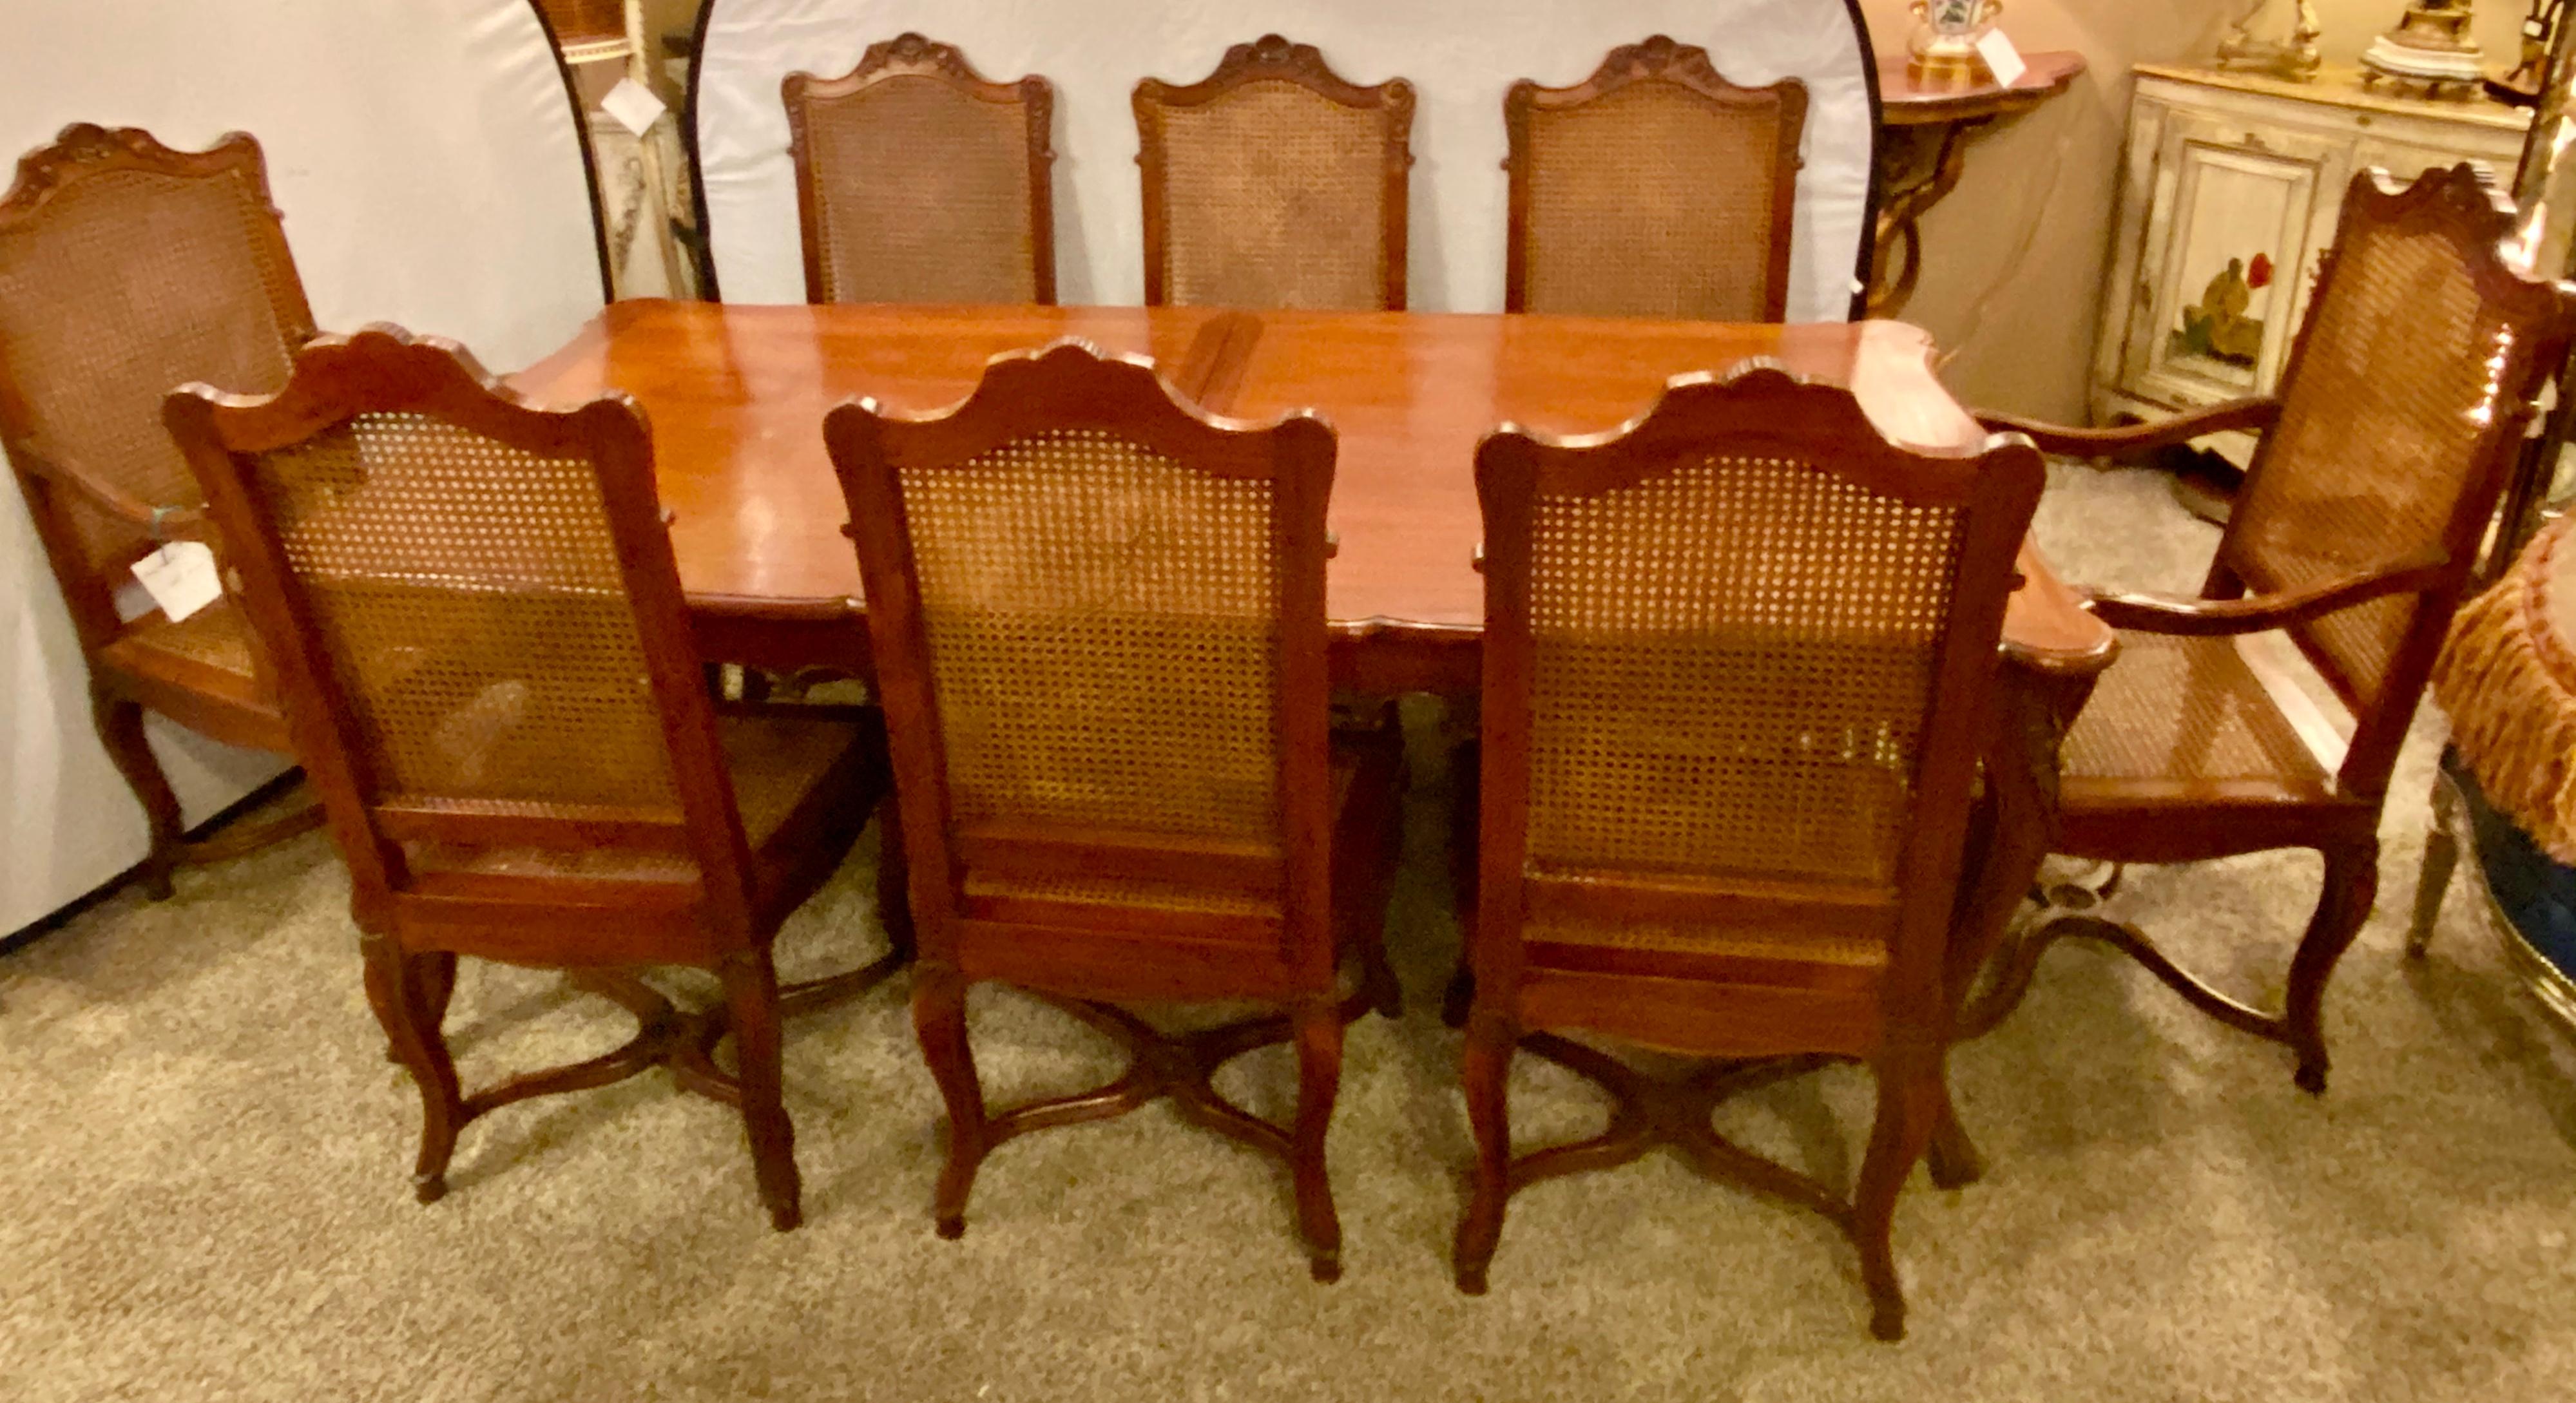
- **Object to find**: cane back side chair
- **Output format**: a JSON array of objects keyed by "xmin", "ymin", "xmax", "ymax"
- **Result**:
[
  {"xmin": 827, "ymin": 339, "xmax": 1405, "ymax": 1281},
  {"xmin": 1504, "ymin": 36, "xmax": 1808, "ymax": 321},
  {"xmin": 1134, "ymin": 33, "xmax": 1414, "ymax": 311},
  {"xmin": 784, "ymin": 32, "xmax": 1056, "ymax": 306},
  {"xmin": 165, "ymin": 326, "xmax": 907, "ymax": 1231},
  {"xmin": 0, "ymin": 124, "xmax": 324, "ymax": 897},
  {"xmin": 1456, "ymin": 363, "xmax": 2045, "ymax": 1339},
  {"xmin": 1966, "ymin": 164, "xmax": 2576, "ymax": 1093}
]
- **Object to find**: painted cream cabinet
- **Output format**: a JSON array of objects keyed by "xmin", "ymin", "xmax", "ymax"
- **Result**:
[{"xmin": 2091, "ymin": 64, "xmax": 2528, "ymax": 448}]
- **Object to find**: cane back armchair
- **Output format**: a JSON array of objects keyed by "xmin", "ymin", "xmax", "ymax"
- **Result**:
[
  {"xmin": 1134, "ymin": 33, "xmax": 1414, "ymax": 312},
  {"xmin": 166, "ymin": 327, "xmax": 907, "ymax": 1230},
  {"xmin": 785, "ymin": 32, "xmax": 1056, "ymax": 306},
  {"xmin": 1455, "ymin": 364, "xmax": 2045, "ymax": 1339},
  {"xmin": 1966, "ymin": 164, "xmax": 2576, "ymax": 1093},
  {"xmin": 1504, "ymin": 35, "xmax": 1808, "ymax": 321},
  {"xmin": 0, "ymin": 124, "xmax": 323, "ymax": 897},
  {"xmin": 827, "ymin": 339, "xmax": 1405, "ymax": 1281}
]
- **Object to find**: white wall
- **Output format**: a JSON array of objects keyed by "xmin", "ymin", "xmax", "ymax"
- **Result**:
[
  {"xmin": 0, "ymin": 0, "xmax": 604, "ymax": 933},
  {"xmin": 694, "ymin": 0, "xmax": 1878, "ymax": 321}
]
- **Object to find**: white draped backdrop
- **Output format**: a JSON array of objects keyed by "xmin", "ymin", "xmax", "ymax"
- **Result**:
[
  {"xmin": 0, "ymin": 1, "xmax": 605, "ymax": 931},
  {"xmin": 691, "ymin": 0, "xmax": 1880, "ymax": 320}
]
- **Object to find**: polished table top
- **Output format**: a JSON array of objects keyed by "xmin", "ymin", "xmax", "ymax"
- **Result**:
[{"xmin": 512, "ymin": 300, "xmax": 2109, "ymax": 678}]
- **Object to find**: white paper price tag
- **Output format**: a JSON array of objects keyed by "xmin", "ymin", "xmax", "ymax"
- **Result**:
[
  {"xmin": 131, "ymin": 541, "xmax": 223, "ymax": 623},
  {"xmin": 1976, "ymin": 28, "xmax": 2029, "ymax": 88},
  {"xmin": 601, "ymin": 77, "xmax": 669, "ymax": 138}
]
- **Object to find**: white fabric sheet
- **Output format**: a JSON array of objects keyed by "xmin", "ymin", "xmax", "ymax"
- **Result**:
[
  {"xmin": 693, "ymin": 0, "xmax": 1878, "ymax": 320},
  {"xmin": 0, "ymin": 0, "xmax": 604, "ymax": 932}
]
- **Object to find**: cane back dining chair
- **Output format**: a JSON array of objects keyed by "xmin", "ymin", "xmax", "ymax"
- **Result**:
[
  {"xmin": 164, "ymin": 326, "xmax": 908, "ymax": 1230},
  {"xmin": 1504, "ymin": 35, "xmax": 1808, "ymax": 321},
  {"xmin": 1134, "ymin": 33, "xmax": 1414, "ymax": 312},
  {"xmin": 827, "ymin": 339, "xmax": 1405, "ymax": 1281},
  {"xmin": 1454, "ymin": 363, "xmax": 2046, "ymax": 1339},
  {"xmin": 784, "ymin": 32, "xmax": 1056, "ymax": 306},
  {"xmin": 1963, "ymin": 164, "xmax": 2576, "ymax": 1093},
  {"xmin": 0, "ymin": 124, "xmax": 325, "ymax": 897}
]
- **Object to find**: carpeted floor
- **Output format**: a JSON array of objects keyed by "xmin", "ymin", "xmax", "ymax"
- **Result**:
[{"xmin": 5, "ymin": 464, "xmax": 2575, "ymax": 1402}]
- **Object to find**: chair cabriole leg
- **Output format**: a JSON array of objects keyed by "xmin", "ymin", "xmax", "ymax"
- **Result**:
[
  {"xmin": 1453, "ymin": 1006, "xmax": 1514, "ymax": 1295},
  {"xmin": 1853, "ymin": 1045, "xmax": 1944, "ymax": 1342},
  {"xmin": 875, "ymin": 803, "xmax": 917, "ymax": 966},
  {"xmin": 361, "ymin": 934, "xmax": 464, "ymax": 1203},
  {"xmin": 1925, "ymin": 1078, "xmax": 1983, "ymax": 1189},
  {"xmin": 418, "ymin": 951, "xmax": 458, "ymax": 1038},
  {"xmin": 90, "ymin": 689, "xmax": 185, "ymax": 901},
  {"xmin": 913, "ymin": 963, "xmax": 988, "ymax": 1239},
  {"xmin": 722, "ymin": 948, "xmax": 802, "ymax": 1231},
  {"xmin": 2288, "ymin": 837, "xmax": 2379, "ymax": 1095},
  {"xmin": 1291, "ymin": 997, "xmax": 1346, "ymax": 1281}
]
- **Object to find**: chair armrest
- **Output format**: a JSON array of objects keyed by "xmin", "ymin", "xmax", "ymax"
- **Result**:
[
  {"xmin": 2001, "ymin": 540, "xmax": 2118, "ymax": 680},
  {"xmin": 1975, "ymin": 397, "xmax": 2283, "ymax": 459},
  {"xmin": 2088, "ymin": 552, "xmax": 2452, "ymax": 636},
  {"xmin": 14, "ymin": 446, "xmax": 212, "ymax": 539}
]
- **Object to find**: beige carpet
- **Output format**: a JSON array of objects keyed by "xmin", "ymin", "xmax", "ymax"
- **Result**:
[{"xmin": 5, "ymin": 464, "xmax": 2574, "ymax": 1402}]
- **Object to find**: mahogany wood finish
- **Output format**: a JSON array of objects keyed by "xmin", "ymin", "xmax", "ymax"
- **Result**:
[
  {"xmin": 0, "ymin": 124, "xmax": 326, "ymax": 897},
  {"xmin": 826, "ymin": 339, "xmax": 1403, "ymax": 1279},
  {"xmin": 1503, "ymin": 36, "xmax": 1807, "ymax": 321},
  {"xmin": 1453, "ymin": 365, "xmax": 2047, "ymax": 1339},
  {"xmin": 509, "ymin": 301, "xmax": 2108, "ymax": 692},
  {"xmin": 165, "ymin": 327, "xmax": 909, "ymax": 1230},
  {"xmin": 1133, "ymin": 34, "xmax": 1414, "ymax": 311},
  {"xmin": 1959, "ymin": 165, "xmax": 2576, "ymax": 1093},
  {"xmin": 783, "ymin": 33, "xmax": 1056, "ymax": 306}
]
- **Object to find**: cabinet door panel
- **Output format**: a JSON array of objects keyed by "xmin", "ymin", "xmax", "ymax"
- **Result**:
[{"xmin": 2132, "ymin": 114, "xmax": 2348, "ymax": 410}]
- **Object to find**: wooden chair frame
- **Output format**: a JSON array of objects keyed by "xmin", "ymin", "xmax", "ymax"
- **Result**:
[
  {"xmin": 1456, "ymin": 363, "xmax": 2046, "ymax": 1339},
  {"xmin": 1966, "ymin": 165, "xmax": 2576, "ymax": 1092},
  {"xmin": 0, "ymin": 123, "xmax": 325, "ymax": 896},
  {"xmin": 1133, "ymin": 33, "xmax": 1415, "ymax": 311},
  {"xmin": 167, "ymin": 325, "xmax": 906, "ymax": 1230},
  {"xmin": 783, "ymin": 31, "xmax": 1057, "ymax": 306},
  {"xmin": 827, "ymin": 338, "xmax": 1401, "ymax": 1280},
  {"xmin": 1502, "ymin": 35, "xmax": 1807, "ymax": 321}
]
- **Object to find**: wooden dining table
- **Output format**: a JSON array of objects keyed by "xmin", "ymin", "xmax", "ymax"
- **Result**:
[
  {"xmin": 512, "ymin": 299, "xmax": 2111, "ymax": 691},
  {"xmin": 512, "ymin": 300, "xmax": 2117, "ymax": 1024}
]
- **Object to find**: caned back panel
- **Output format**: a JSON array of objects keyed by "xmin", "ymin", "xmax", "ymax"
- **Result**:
[
  {"xmin": 0, "ymin": 165, "xmax": 304, "ymax": 579},
  {"xmin": 233, "ymin": 412, "xmax": 681, "ymax": 817},
  {"xmin": 899, "ymin": 425, "xmax": 1279, "ymax": 840},
  {"xmin": 1519, "ymin": 82, "xmax": 1796, "ymax": 320},
  {"xmin": 1149, "ymin": 82, "xmax": 1393, "ymax": 311},
  {"xmin": 1525, "ymin": 453, "xmax": 1964, "ymax": 892},
  {"xmin": 796, "ymin": 75, "xmax": 1040, "ymax": 304},
  {"xmin": 2225, "ymin": 210, "xmax": 2508, "ymax": 717}
]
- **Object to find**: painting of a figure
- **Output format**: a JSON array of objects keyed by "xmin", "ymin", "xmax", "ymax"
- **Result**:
[{"xmin": 2169, "ymin": 251, "xmax": 2273, "ymax": 368}]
